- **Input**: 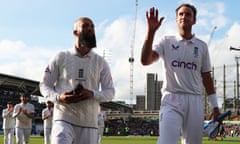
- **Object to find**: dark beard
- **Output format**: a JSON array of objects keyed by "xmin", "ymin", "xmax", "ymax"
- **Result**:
[{"xmin": 79, "ymin": 32, "xmax": 96, "ymax": 49}]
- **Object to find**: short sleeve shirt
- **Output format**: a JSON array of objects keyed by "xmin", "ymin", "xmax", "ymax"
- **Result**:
[
  {"xmin": 14, "ymin": 103, "xmax": 35, "ymax": 129},
  {"xmin": 154, "ymin": 34, "xmax": 211, "ymax": 95},
  {"xmin": 2, "ymin": 108, "xmax": 15, "ymax": 129},
  {"xmin": 42, "ymin": 107, "xmax": 53, "ymax": 129}
]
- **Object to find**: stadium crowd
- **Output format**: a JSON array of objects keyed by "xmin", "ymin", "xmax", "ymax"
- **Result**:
[
  {"xmin": 104, "ymin": 118, "xmax": 159, "ymax": 136},
  {"xmin": 104, "ymin": 117, "xmax": 240, "ymax": 138},
  {"xmin": 223, "ymin": 123, "xmax": 240, "ymax": 137},
  {"xmin": 1, "ymin": 89, "xmax": 240, "ymax": 139}
]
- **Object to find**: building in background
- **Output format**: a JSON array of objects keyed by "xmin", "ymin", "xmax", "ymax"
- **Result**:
[
  {"xmin": 146, "ymin": 73, "xmax": 163, "ymax": 111},
  {"xmin": 136, "ymin": 95, "xmax": 145, "ymax": 110},
  {"xmin": 135, "ymin": 73, "xmax": 163, "ymax": 111}
]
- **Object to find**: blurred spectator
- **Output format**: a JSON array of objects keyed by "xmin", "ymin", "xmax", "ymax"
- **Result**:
[
  {"xmin": 13, "ymin": 93, "xmax": 35, "ymax": 144},
  {"xmin": 2, "ymin": 101, "xmax": 15, "ymax": 144},
  {"xmin": 42, "ymin": 101, "xmax": 53, "ymax": 144}
]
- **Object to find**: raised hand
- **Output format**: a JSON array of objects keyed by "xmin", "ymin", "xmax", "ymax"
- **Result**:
[{"xmin": 146, "ymin": 7, "xmax": 165, "ymax": 34}]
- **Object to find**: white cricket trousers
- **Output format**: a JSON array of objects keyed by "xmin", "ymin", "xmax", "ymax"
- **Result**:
[
  {"xmin": 44, "ymin": 128, "xmax": 51, "ymax": 144},
  {"xmin": 3, "ymin": 128, "xmax": 14, "ymax": 144},
  {"xmin": 51, "ymin": 121, "xmax": 98, "ymax": 144},
  {"xmin": 15, "ymin": 128, "xmax": 31, "ymax": 144},
  {"xmin": 97, "ymin": 127, "xmax": 104, "ymax": 144},
  {"xmin": 157, "ymin": 93, "xmax": 204, "ymax": 144}
]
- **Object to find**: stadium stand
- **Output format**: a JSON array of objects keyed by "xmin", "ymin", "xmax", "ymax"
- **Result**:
[
  {"xmin": 1, "ymin": 73, "xmax": 240, "ymax": 136},
  {"xmin": 0, "ymin": 73, "xmax": 134, "ymax": 135}
]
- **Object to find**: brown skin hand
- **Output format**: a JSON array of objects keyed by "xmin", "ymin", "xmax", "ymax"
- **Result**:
[{"xmin": 59, "ymin": 89, "xmax": 93, "ymax": 104}]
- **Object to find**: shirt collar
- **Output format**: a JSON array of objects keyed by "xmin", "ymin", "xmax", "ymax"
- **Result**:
[
  {"xmin": 69, "ymin": 47, "xmax": 93, "ymax": 58},
  {"xmin": 176, "ymin": 33, "xmax": 197, "ymax": 43}
]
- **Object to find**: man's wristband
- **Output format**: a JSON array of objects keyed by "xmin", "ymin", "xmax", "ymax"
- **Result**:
[{"xmin": 208, "ymin": 94, "xmax": 218, "ymax": 108}]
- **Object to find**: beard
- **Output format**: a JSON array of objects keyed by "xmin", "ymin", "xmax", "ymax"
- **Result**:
[{"xmin": 78, "ymin": 32, "xmax": 97, "ymax": 49}]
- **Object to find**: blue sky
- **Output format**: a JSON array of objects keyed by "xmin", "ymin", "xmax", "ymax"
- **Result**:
[{"xmin": 0, "ymin": 0, "xmax": 240, "ymax": 105}]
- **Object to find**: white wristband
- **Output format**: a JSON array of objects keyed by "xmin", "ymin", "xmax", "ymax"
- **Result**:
[
  {"xmin": 56, "ymin": 94, "xmax": 60, "ymax": 102},
  {"xmin": 208, "ymin": 94, "xmax": 218, "ymax": 108}
]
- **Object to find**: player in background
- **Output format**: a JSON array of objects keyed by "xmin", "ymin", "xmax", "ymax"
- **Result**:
[
  {"xmin": 39, "ymin": 17, "xmax": 115, "ymax": 144},
  {"xmin": 97, "ymin": 105, "xmax": 106, "ymax": 144},
  {"xmin": 13, "ymin": 93, "xmax": 35, "ymax": 144},
  {"xmin": 42, "ymin": 101, "xmax": 53, "ymax": 144},
  {"xmin": 140, "ymin": 3, "xmax": 220, "ymax": 144},
  {"xmin": 2, "ymin": 101, "xmax": 15, "ymax": 144}
]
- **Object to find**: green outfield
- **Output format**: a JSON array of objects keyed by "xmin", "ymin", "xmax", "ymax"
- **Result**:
[
  {"xmin": 102, "ymin": 136, "xmax": 240, "ymax": 144},
  {"xmin": 1, "ymin": 135, "xmax": 239, "ymax": 144}
]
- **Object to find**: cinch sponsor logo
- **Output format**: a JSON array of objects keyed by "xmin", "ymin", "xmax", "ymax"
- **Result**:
[{"xmin": 171, "ymin": 60, "xmax": 197, "ymax": 70}]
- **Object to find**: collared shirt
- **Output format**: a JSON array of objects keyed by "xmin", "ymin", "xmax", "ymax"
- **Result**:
[
  {"xmin": 154, "ymin": 34, "xmax": 211, "ymax": 95},
  {"xmin": 42, "ymin": 107, "xmax": 53, "ymax": 129},
  {"xmin": 2, "ymin": 108, "xmax": 15, "ymax": 129},
  {"xmin": 98, "ymin": 111, "xmax": 106, "ymax": 128},
  {"xmin": 39, "ymin": 47, "xmax": 115, "ymax": 128},
  {"xmin": 13, "ymin": 103, "xmax": 35, "ymax": 129}
]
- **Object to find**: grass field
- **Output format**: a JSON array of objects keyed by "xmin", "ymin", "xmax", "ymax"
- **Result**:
[
  {"xmin": 102, "ymin": 136, "xmax": 240, "ymax": 144},
  {"xmin": 1, "ymin": 135, "xmax": 240, "ymax": 144}
]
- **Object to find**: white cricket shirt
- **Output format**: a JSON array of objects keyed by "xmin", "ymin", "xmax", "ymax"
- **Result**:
[
  {"xmin": 42, "ymin": 107, "xmax": 53, "ymax": 129},
  {"xmin": 98, "ymin": 111, "xmax": 106, "ymax": 128},
  {"xmin": 39, "ymin": 48, "xmax": 115, "ymax": 128},
  {"xmin": 154, "ymin": 34, "xmax": 211, "ymax": 95},
  {"xmin": 13, "ymin": 103, "xmax": 35, "ymax": 129},
  {"xmin": 2, "ymin": 108, "xmax": 15, "ymax": 129}
]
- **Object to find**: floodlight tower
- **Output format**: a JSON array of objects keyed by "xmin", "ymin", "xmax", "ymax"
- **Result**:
[
  {"xmin": 205, "ymin": 26, "xmax": 217, "ymax": 113},
  {"xmin": 208, "ymin": 26, "xmax": 217, "ymax": 82},
  {"xmin": 103, "ymin": 49, "xmax": 112, "ymax": 65},
  {"xmin": 208, "ymin": 26, "xmax": 217, "ymax": 47},
  {"xmin": 128, "ymin": 0, "xmax": 138, "ymax": 105}
]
